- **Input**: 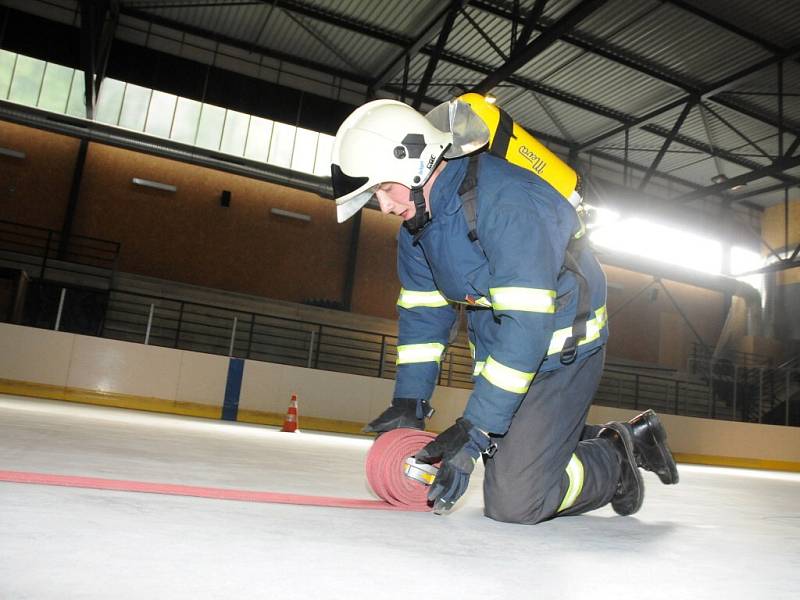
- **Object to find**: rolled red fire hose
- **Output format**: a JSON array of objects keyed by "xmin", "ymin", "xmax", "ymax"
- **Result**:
[
  {"xmin": 365, "ymin": 428, "xmax": 436, "ymax": 509},
  {"xmin": 0, "ymin": 429, "xmax": 436, "ymax": 512}
]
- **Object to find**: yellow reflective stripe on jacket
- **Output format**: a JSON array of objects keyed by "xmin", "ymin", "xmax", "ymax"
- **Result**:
[
  {"xmin": 468, "ymin": 340, "xmax": 475, "ymax": 359},
  {"xmin": 396, "ymin": 288, "xmax": 449, "ymax": 309},
  {"xmin": 557, "ymin": 453, "xmax": 585, "ymax": 512},
  {"xmin": 547, "ymin": 305, "xmax": 608, "ymax": 356},
  {"xmin": 396, "ymin": 343, "xmax": 445, "ymax": 365},
  {"xmin": 479, "ymin": 356, "xmax": 535, "ymax": 394},
  {"xmin": 490, "ymin": 287, "xmax": 556, "ymax": 313}
]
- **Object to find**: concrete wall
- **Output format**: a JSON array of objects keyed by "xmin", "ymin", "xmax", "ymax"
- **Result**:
[{"xmin": 1, "ymin": 322, "xmax": 799, "ymax": 469}]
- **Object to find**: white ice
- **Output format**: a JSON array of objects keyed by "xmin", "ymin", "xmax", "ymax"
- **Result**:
[{"xmin": 1, "ymin": 394, "xmax": 799, "ymax": 600}]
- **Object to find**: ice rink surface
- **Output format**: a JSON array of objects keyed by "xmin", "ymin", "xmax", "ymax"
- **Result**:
[{"xmin": 1, "ymin": 394, "xmax": 799, "ymax": 600}]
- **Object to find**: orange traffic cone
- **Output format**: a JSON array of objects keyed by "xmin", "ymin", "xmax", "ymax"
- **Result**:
[{"xmin": 280, "ymin": 394, "xmax": 299, "ymax": 432}]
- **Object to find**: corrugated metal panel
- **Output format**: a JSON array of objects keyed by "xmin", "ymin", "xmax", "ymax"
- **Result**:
[
  {"xmin": 538, "ymin": 50, "xmax": 686, "ymax": 117},
  {"xmin": 499, "ymin": 89, "xmax": 578, "ymax": 141},
  {"xmin": 254, "ymin": 10, "xmax": 366, "ymax": 73},
  {"xmin": 446, "ymin": 6, "xmax": 512, "ymax": 68},
  {"xmin": 599, "ymin": 2, "xmax": 773, "ymax": 88},
  {"xmin": 679, "ymin": 0, "xmax": 800, "ymax": 50},
  {"xmin": 660, "ymin": 102, "xmax": 779, "ymax": 158},
  {"xmin": 289, "ymin": 17, "xmax": 402, "ymax": 75},
  {"xmin": 665, "ymin": 155, "xmax": 762, "ymax": 187},
  {"xmin": 542, "ymin": 0, "xmax": 587, "ymax": 21},
  {"xmin": 99, "ymin": 0, "xmax": 799, "ymax": 211},
  {"xmin": 716, "ymin": 62, "xmax": 800, "ymax": 129},
  {"xmin": 505, "ymin": 92, "xmax": 621, "ymax": 142},
  {"xmin": 570, "ymin": 0, "xmax": 661, "ymax": 39},
  {"xmin": 425, "ymin": 60, "xmax": 484, "ymax": 92},
  {"xmin": 513, "ymin": 40, "xmax": 588, "ymax": 83},
  {"xmin": 307, "ymin": 0, "xmax": 440, "ymax": 37},
  {"xmin": 143, "ymin": 2, "xmax": 269, "ymax": 43}
]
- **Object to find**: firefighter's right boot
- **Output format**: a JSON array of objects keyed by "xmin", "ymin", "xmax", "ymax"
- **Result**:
[
  {"xmin": 628, "ymin": 409, "xmax": 679, "ymax": 485},
  {"xmin": 599, "ymin": 422, "xmax": 645, "ymax": 516}
]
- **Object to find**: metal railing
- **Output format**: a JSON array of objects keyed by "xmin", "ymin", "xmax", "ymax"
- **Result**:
[
  {"xmin": 596, "ymin": 367, "xmax": 733, "ymax": 420},
  {"xmin": 688, "ymin": 341, "xmax": 773, "ymax": 369},
  {"xmin": 687, "ymin": 341, "xmax": 800, "ymax": 425},
  {"xmin": 100, "ymin": 289, "xmax": 477, "ymax": 389},
  {"xmin": 0, "ymin": 220, "xmax": 120, "ymax": 286},
  {"xmin": 5, "ymin": 247, "xmax": 797, "ymax": 426}
]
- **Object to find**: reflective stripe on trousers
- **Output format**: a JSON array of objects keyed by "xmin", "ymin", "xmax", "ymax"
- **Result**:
[{"xmin": 557, "ymin": 453, "xmax": 585, "ymax": 512}]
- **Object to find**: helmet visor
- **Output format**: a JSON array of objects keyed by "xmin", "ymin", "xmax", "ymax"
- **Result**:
[
  {"xmin": 331, "ymin": 162, "xmax": 378, "ymax": 223},
  {"xmin": 335, "ymin": 184, "xmax": 379, "ymax": 223},
  {"xmin": 426, "ymin": 99, "xmax": 489, "ymax": 158}
]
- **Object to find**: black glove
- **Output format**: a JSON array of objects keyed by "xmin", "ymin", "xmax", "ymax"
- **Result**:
[
  {"xmin": 362, "ymin": 398, "xmax": 434, "ymax": 434},
  {"xmin": 415, "ymin": 417, "xmax": 493, "ymax": 514}
]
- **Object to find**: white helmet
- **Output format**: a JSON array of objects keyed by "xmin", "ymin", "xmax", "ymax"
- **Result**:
[{"xmin": 330, "ymin": 99, "xmax": 453, "ymax": 223}]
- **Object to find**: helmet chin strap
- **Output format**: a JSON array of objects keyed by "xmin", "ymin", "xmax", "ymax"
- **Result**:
[{"xmin": 402, "ymin": 187, "xmax": 431, "ymax": 239}]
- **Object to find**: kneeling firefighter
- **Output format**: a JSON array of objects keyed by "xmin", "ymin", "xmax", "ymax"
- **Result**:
[{"xmin": 331, "ymin": 94, "xmax": 678, "ymax": 522}]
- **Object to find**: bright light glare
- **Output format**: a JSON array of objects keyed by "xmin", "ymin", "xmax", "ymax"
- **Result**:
[
  {"xmin": 730, "ymin": 246, "xmax": 765, "ymax": 298},
  {"xmin": 583, "ymin": 204, "xmax": 620, "ymax": 229},
  {"xmin": 590, "ymin": 217, "xmax": 723, "ymax": 274}
]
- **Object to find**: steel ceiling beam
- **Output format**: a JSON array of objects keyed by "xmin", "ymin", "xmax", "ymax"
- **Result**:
[
  {"xmin": 785, "ymin": 136, "xmax": 800, "ymax": 158},
  {"xmin": 701, "ymin": 46, "xmax": 800, "ymax": 99},
  {"xmin": 470, "ymin": 1, "xmax": 800, "ymax": 138},
  {"xmin": 642, "ymin": 125, "xmax": 800, "ymax": 188},
  {"xmin": 122, "ymin": 4, "xmax": 609, "ymax": 120},
  {"xmin": 113, "ymin": 2, "xmax": 784, "ymax": 205},
  {"xmin": 240, "ymin": 0, "xmax": 800, "ymax": 145},
  {"xmin": 437, "ymin": 49, "xmax": 627, "ymax": 121},
  {"xmin": 131, "ymin": 1, "xmax": 627, "ymax": 121},
  {"xmin": 472, "ymin": 0, "xmax": 608, "ymax": 94},
  {"xmin": 79, "ymin": 0, "xmax": 114, "ymax": 119},
  {"xmin": 730, "ymin": 181, "xmax": 788, "ymax": 202},
  {"xmin": 119, "ymin": 6, "xmax": 374, "ymax": 85},
  {"xmin": 676, "ymin": 153, "xmax": 800, "ymax": 204},
  {"xmin": 461, "ymin": 6, "xmax": 508, "ymax": 61},
  {"xmin": 637, "ymin": 100, "xmax": 694, "ymax": 190},
  {"xmin": 513, "ymin": 0, "xmax": 548, "ymax": 51},
  {"xmin": 701, "ymin": 101, "xmax": 772, "ymax": 160},
  {"xmin": 378, "ymin": 88, "xmax": 721, "ymax": 202},
  {"xmin": 579, "ymin": 44, "xmax": 800, "ymax": 152},
  {"xmin": 412, "ymin": 2, "xmax": 462, "ymax": 109},
  {"xmin": 370, "ymin": 0, "xmax": 469, "ymax": 94},
  {"xmin": 710, "ymin": 96, "xmax": 800, "ymax": 140},
  {"xmin": 664, "ymin": 0, "xmax": 784, "ymax": 55}
]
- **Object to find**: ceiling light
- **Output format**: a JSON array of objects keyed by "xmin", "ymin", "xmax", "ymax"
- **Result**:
[
  {"xmin": 270, "ymin": 208, "xmax": 311, "ymax": 222},
  {"xmin": 132, "ymin": 177, "xmax": 177, "ymax": 192},
  {"xmin": 711, "ymin": 173, "xmax": 746, "ymax": 191},
  {"xmin": 0, "ymin": 146, "xmax": 26, "ymax": 159}
]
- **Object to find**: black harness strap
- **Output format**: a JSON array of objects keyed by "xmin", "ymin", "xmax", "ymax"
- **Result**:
[
  {"xmin": 458, "ymin": 155, "xmax": 481, "ymax": 243},
  {"xmin": 558, "ymin": 235, "xmax": 591, "ymax": 365},
  {"xmin": 490, "ymin": 108, "xmax": 515, "ymax": 158},
  {"xmin": 457, "ymin": 156, "xmax": 593, "ymax": 365}
]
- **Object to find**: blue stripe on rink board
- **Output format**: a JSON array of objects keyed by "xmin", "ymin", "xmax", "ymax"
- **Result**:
[{"xmin": 222, "ymin": 358, "xmax": 245, "ymax": 421}]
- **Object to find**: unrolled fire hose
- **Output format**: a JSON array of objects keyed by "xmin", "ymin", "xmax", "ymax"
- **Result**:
[{"xmin": 0, "ymin": 428, "xmax": 439, "ymax": 512}]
